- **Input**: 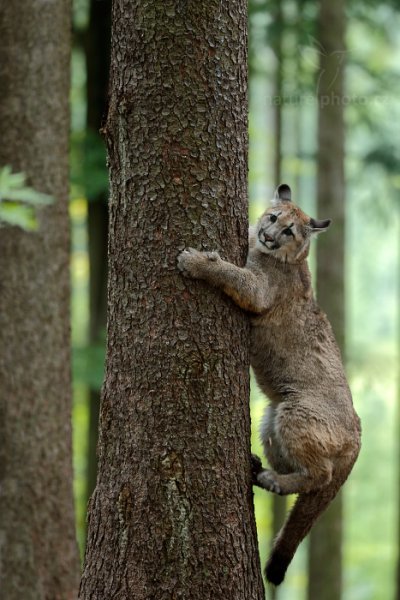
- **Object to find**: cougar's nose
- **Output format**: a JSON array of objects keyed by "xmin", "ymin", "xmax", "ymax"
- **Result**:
[{"xmin": 261, "ymin": 231, "xmax": 274, "ymax": 243}]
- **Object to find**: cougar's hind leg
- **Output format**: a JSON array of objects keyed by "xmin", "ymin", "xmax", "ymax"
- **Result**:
[{"xmin": 257, "ymin": 458, "xmax": 333, "ymax": 495}]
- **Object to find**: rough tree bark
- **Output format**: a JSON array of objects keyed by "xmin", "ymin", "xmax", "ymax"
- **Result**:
[
  {"xmin": 0, "ymin": 1, "xmax": 79, "ymax": 598},
  {"xmin": 307, "ymin": 0, "xmax": 346, "ymax": 598},
  {"xmin": 79, "ymin": 2, "xmax": 264, "ymax": 599}
]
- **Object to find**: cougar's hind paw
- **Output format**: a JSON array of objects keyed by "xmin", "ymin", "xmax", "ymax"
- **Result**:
[
  {"xmin": 257, "ymin": 470, "xmax": 282, "ymax": 495},
  {"xmin": 251, "ymin": 454, "xmax": 264, "ymax": 486}
]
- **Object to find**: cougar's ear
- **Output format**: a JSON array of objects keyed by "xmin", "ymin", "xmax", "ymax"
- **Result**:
[
  {"xmin": 273, "ymin": 183, "xmax": 292, "ymax": 205},
  {"xmin": 309, "ymin": 217, "xmax": 332, "ymax": 233}
]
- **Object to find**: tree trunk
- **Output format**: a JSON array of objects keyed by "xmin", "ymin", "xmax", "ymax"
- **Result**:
[
  {"xmin": 307, "ymin": 0, "xmax": 346, "ymax": 598},
  {"xmin": 79, "ymin": 2, "xmax": 264, "ymax": 599},
  {"xmin": 86, "ymin": 202, "xmax": 108, "ymax": 510},
  {"xmin": 397, "ymin": 231, "xmax": 400, "ymax": 600},
  {"xmin": 0, "ymin": 1, "xmax": 79, "ymax": 598},
  {"xmin": 84, "ymin": 0, "xmax": 111, "ymax": 515}
]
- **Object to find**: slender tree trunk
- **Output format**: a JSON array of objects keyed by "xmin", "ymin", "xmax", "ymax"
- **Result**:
[
  {"xmin": 293, "ymin": 0, "xmax": 306, "ymax": 199},
  {"xmin": 86, "ymin": 203, "xmax": 108, "ymax": 506},
  {"xmin": 397, "ymin": 231, "xmax": 400, "ymax": 600},
  {"xmin": 307, "ymin": 0, "xmax": 346, "ymax": 598},
  {"xmin": 79, "ymin": 2, "xmax": 264, "ymax": 599},
  {"xmin": 0, "ymin": 1, "xmax": 79, "ymax": 598},
  {"xmin": 84, "ymin": 0, "xmax": 111, "ymax": 514}
]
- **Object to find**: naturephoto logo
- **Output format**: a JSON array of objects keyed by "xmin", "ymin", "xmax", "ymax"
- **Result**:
[
  {"xmin": 268, "ymin": 37, "xmax": 388, "ymax": 107},
  {"xmin": 302, "ymin": 36, "xmax": 346, "ymax": 96}
]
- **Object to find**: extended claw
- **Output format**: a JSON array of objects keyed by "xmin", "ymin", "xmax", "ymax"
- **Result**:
[
  {"xmin": 177, "ymin": 248, "xmax": 220, "ymax": 278},
  {"xmin": 177, "ymin": 248, "xmax": 198, "ymax": 277}
]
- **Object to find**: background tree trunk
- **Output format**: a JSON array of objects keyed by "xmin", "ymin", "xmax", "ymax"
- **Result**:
[
  {"xmin": 0, "ymin": 1, "xmax": 79, "ymax": 598},
  {"xmin": 84, "ymin": 0, "xmax": 111, "ymax": 517},
  {"xmin": 79, "ymin": 2, "xmax": 264, "ymax": 599},
  {"xmin": 397, "ymin": 231, "xmax": 400, "ymax": 600},
  {"xmin": 307, "ymin": 0, "xmax": 346, "ymax": 598}
]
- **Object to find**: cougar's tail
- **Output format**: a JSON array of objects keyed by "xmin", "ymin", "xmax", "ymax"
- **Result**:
[{"xmin": 265, "ymin": 473, "xmax": 347, "ymax": 586}]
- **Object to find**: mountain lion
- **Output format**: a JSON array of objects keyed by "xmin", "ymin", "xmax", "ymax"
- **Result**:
[{"xmin": 177, "ymin": 183, "xmax": 361, "ymax": 585}]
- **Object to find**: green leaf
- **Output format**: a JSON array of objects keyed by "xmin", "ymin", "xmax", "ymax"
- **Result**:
[
  {"xmin": 0, "ymin": 165, "xmax": 54, "ymax": 229},
  {"xmin": 0, "ymin": 203, "xmax": 37, "ymax": 230}
]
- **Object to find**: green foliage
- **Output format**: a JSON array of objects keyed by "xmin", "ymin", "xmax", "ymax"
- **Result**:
[
  {"xmin": 73, "ymin": 0, "xmax": 89, "ymax": 31},
  {"xmin": 72, "ymin": 338, "xmax": 106, "ymax": 391},
  {"xmin": 0, "ymin": 165, "xmax": 53, "ymax": 229},
  {"xmin": 70, "ymin": 130, "xmax": 109, "ymax": 202},
  {"xmin": 364, "ymin": 144, "xmax": 400, "ymax": 174}
]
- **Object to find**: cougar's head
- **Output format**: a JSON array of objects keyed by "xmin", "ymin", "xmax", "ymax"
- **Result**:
[{"xmin": 256, "ymin": 184, "xmax": 331, "ymax": 263}]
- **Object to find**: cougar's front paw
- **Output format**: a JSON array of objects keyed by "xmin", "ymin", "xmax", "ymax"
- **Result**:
[
  {"xmin": 177, "ymin": 248, "xmax": 220, "ymax": 278},
  {"xmin": 257, "ymin": 469, "xmax": 282, "ymax": 495},
  {"xmin": 177, "ymin": 248, "xmax": 203, "ymax": 278}
]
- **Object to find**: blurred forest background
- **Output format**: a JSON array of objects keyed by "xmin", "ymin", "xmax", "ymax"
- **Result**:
[{"xmin": 66, "ymin": 0, "xmax": 400, "ymax": 599}]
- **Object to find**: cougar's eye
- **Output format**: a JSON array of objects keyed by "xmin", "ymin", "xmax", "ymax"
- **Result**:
[
  {"xmin": 282, "ymin": 227, "xmax": 294, "ymax": 236},
  {"xmin": 269, "ymin": 214, "xmax": 277, "ymax": 223}
]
